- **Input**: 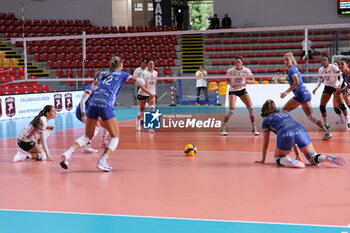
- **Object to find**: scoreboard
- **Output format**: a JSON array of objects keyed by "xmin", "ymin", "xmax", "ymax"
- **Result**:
[{"xmin": 338, "ymin": 0, "xmax": 350, "ymax": 14}]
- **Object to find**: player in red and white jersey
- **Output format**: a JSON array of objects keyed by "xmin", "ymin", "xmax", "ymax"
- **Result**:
[
  {"xmin": 219, "ymin": 56, "xmax": 259, "ymax": 136},
  {"xmin": 13, "ymin": 105, "xmax": 57, "ymax": 162},
  {"xmin": 312, "ymin": 55, "xmax": 349, "ymax": 129},
  {"xmin": 136, "ymin": 59, "xmax": 157, "ymax": 132}
]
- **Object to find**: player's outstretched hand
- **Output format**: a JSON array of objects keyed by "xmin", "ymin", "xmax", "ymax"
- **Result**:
[{"xmin": 255, "ymin": 160, "xmax": 265, "ymax": 164}]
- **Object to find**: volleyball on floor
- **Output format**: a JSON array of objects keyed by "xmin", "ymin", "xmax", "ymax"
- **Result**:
[{"xmin": 184, "ymin": 144, "xmax": 197, "ymax": 156}]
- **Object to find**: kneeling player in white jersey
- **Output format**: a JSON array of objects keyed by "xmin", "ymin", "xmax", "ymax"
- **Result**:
[
  {"xmin": 312, "ymin": 55, "xmax": 349, "ymax": 129},
  {"xmin": 136, "ymin": 59, "xmax": 157, "ymax": 133},
  {"xmin": 13, "ymin": 105, "xmax": 57, "ymax": 162},
  {"xmin": 219, "ymin": 56, "xmax": 259, "ymax": 136}
]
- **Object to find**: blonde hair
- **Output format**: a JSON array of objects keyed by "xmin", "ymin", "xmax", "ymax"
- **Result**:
[
  {"xmin": 284, "ymin": 52, "xmax": 297, "ymax": 66},
  {"xmin": 261, "ymin": 99, "xmax": 279, "ymax": 117},
  {"xmin": 101, "ymin": 56, "xmax": 123, "ymax": 80}
]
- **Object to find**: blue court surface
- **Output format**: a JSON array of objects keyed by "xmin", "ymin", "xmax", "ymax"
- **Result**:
[{"xmin": 0, "ymin": 209, "xmax": 349, "ymax": 233}]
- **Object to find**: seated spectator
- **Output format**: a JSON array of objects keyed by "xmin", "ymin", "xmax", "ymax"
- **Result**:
[{"xmin": 222, "ymin": 14, "xmax": 232, "ymax": 29}]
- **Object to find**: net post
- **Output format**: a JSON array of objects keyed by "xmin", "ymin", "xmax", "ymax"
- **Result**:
[
  {"xmin": 82, "ymin": 31, "xmax": 86, "ymax": 86},
  {"xmin": 214, "ymin": 87, "xmax": 221, "ymax": 106},
  {"xmin": 169, "ymin": 85, "xmax": 177, "ymax": 106}
]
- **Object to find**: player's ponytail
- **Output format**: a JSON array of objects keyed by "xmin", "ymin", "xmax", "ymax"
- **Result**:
[
  {"xmin": 30, "ymin": 105, "xmax": 54, "ymax": 129},
  {"xmin": 101, "ymin": 56, "xmax": 123, "ymax": 80},
  {"xmin": 261, "ymin": 99, "xmax": 279, "ymax": 117}
]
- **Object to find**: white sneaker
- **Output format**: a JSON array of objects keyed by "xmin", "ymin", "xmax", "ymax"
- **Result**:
[
  {"xmin": 81, "ymin": 144, "xmax": 98, "ymax": 153},
  {"xmin": 219, "ymin": 127, "xmax": 228, "ymax": 136},
  {"xmin": 252, "ymin": 129, "xmax": 259, "ymax": 135},
  {"xmin": 136, "ymin": 119, "xmax": 141, "ymax": 131},
  {"xmin": 13, "ymin": 151, "xmax": 27, "ymax": 162},
  {"xmin": 324, "ymin": 155, "xmax": 346, "ymax": 166},
  {"xmin": 322, "ymin": 132, "xmax": 332, "ymax": 140},
  {"xmin": 96, "ymin": 158, "xmax": 113, "ymax": 172},
  {"xmin": 284, "ymin": 155, "xmax": 305, "ymax": 168},
  {"xmin": 60, "ymin": 149, "xmax": 73, "ymax": 169},
  {"xmin": 336, "ymin": 119, "xmax": 345, "ymax": 124}
]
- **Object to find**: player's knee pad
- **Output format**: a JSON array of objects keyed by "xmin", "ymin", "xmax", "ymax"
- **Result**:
[
  {"xmin": 93, "ymin": 127, "xmax": 99, "ymax": 138},
  {"xmin": 226, "ymin": 109, "xmax": 234, "ymax": 118},
  {"xmin": 76, "ymin": 135, "xmax": 90, "ymax": 147},
  {"xmin": 106, "ymin": 137, "xmax": 119, "ymax": 151},
  {"xmin": 248, "ymin": 107, "xmax": 254, "ymax": 117},
  {"xmin": 37, "ymin": 152, "xmax": 47, "ymax": 161},
  {"xmin": 319, "ymin": 105, "xmax": 326, "ymax": 113},
  {"xmin": 149, "ymin": 105, "xmax": 155, "ymax": 112},
  {"xmin": 275, "ymin": 156, "xmax": 284, "ymax": 166},
  {"xmin": 339, "ymin": 104, "xmax": 346, "ymax": 111},
  {"xmin": 303, "ymin": 149, "xmax": 318, "ymax": 165},
  {"xmin": 307, "ymin": 114, "xmax": 320, "ymax": 124},
  {"xmin": 334, "ymin": 107, "xmax": 341, "ymax": 115}
]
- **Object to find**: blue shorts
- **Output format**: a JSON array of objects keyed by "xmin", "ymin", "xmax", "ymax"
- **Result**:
[
  {"xmin": 276, "ymin": 130, "xmax": 311, "ymax": 151},
  {"xmin": 86, "ymin": 104, "xmax": 115, "ymax": 121},
  {"xmin": 293, "ymin": 90, "xmax": 311, "ymax": 104},
  {"xmin": 75, "ymin": 105, "xmax": 83, "ymax": 122}
]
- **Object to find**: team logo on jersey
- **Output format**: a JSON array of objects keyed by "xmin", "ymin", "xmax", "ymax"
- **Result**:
[
  {"xmin": 143, "ymin": 110, "xmax": 162, "ymax": 129},
  {"xmin": 5, "ymin": 97, "xmax": 15, "ymax": 117},
  {"xmin": 65, "ymin": 93, "xmax": 73, "ymax": 111},
  {"xmin": 0, "ymin": 98, "xmax": 2, "ymax": 118},
  {"xmin": 54, "ymin": 94, "xmax": 63, "ymax": 112}
]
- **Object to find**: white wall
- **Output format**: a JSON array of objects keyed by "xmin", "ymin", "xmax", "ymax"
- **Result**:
[
  {"xmin": 0, "ymin": 0, "xmax": 113, "ymax": 26},
  {"xmin": 225, "ymin": 84, "xmax": 326, "ymax": 108},
  {"xmin": 112, "ymin": 0, "xmax": 132, "ymax": 27},
  {"xmin": 214, "ymin": 0, "xmax": 350, "ymax": 27}
]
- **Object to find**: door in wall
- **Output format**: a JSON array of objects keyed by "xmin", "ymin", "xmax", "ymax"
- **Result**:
[{"xmin": 132, "ymin": 0, "xmax": 154, "ymax": 26}]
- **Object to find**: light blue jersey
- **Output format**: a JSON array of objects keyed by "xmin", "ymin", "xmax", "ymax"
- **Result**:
[
  {"xmin": 262, "ymin": 111, "xmax": 311, "ymax": 150},
  {"xmin": 90, "ymin": 70, "xmax": 131, "ymax": 108}
]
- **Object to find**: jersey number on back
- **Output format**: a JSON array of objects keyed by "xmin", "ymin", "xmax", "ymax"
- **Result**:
[{"xmin": 102, "ymin": 75, "xmax": 113, "ymax": 86}]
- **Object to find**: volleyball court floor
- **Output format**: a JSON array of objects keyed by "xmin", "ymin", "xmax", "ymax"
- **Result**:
[{"xmin": 0, "ymin": 106, "xmax": 349, "ymax": 233}]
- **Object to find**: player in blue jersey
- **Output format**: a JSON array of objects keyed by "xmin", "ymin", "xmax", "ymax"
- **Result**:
[
  {"xmin": 336, "ymin": 58, "xmax": 350, "ymax": 129},
  {"xmin": 60, "ymin": 56, "xmax": 146, "ymax": 171},
  {"xmin": 256, "ymin": 99, "xmax": 345, "ymax": 168},
  {"xmin": 280, "ymin": 52, "xmax": 332, "ymax": 140}
]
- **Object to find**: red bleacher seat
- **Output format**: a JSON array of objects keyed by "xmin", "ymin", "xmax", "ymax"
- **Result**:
[
  {"xmin": 163, "ymin": 66, "xmax": 173, "ymax": 76},
  {"xmin": 22, "ymin": 85, "xmax": 30, "ymax": 94},
  {"xmin": 3, "ymin": 85, "xmax": 12, "ymax": 95},
  {"xmin": 41, "ymin": 84, "xmax": 49, "ymax": 93},
  {"xmin": 31, "ymin": 84, "xmax": 40, "ymax": 93}
]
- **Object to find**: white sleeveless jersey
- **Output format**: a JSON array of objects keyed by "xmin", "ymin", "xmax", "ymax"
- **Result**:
[
  {"xmin": 227, "ymin": 66, "xmax": 253, "ymax": 91},
  {"xmin": 138, "ymin": 70, "xmax": 158, "ymax": 96},
  {"xmin": 133, "ymin": 67, "xmax": 147, "ymax": 78},
  {"xmin": 17, "ymin": 116, "xmax": 48, "ymax": 142},
  {"xmin": 318, "ymin": 64, "xmax": 340, "ymax": 88}
]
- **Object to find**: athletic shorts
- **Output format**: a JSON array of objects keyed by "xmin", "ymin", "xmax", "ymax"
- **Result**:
[
  {"xmin": 86, "ymin": 104, "xmax": 115, "ymax": 121},
  {"xmin": 229, "ymin": 88, "xmax": 247, "ymax": 97},
  {"xmin": 137, "ymin": 94, "xmax": 150, "ymax": 100},
  {"xmin": 293, "ymin": 90, "xmax": 311, "ymax": 104},
  {"xmin": 75, "ymin": 105, "xmax": 91, "ymax": 122},
  {"xmin": 276, "ymin": 130, "xmax": 311, "ymax": 151},
  {"xmin": 17, "ymin": 139, "xmax": 36, "ymax": 152},
  {"xmin": 323, "ymin": 86, "xmax": 336, "ymax": 95}
]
